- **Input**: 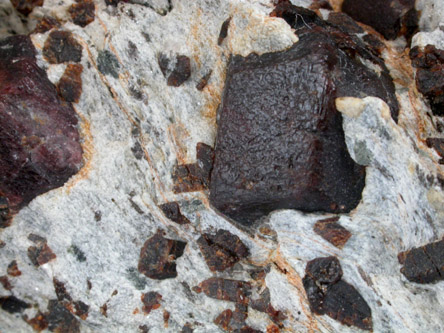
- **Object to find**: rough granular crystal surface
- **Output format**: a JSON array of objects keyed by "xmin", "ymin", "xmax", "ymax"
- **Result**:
[
  {"xmin": 210, "ymin": 23, "xmax": 398, "ymax": 225},
  {"xmin": 303, "ymin": 256, "xmax": 372, "ymax": 330},
  {"xmin": 138, "ymin": 230, "xmax": 187, "ymax": 280}
]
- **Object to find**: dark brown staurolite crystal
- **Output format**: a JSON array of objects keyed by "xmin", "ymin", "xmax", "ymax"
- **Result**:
[
  {"xmin": 10, "ymin": 0, "xmax": 43, "ymax": 15},
  {"xmin": 138, "ymin": 230, "xmax": 187, "ymax": 280},
  {"xmin": 0, "ymin": 35, "xmax": 83, "ymax": 219},
  {"xmin": 69, "ymin": 0, "xmax": 95, "ymax": 28},
  {"xmin": 342, "ymin": 0, "xmax": 417, "ymax": 40},
  {"xmin": 57, "ymin": 64, "xmax": 83, "ymax": 103},
  {"xmin": 159, "ymin": 201, "xmax": 190, "ymax": 225},
  {"xmin": 398, "ymin": 238, "xmax": 444, "ymax": 284},
  {"xmin": 410, "ymin": 45, "xmax": 444, "ymax": 116},
  {"xmin": 47, "ymin": 299, "xmax": 80, "ymax": 333},
  {"xmin": 303, "ymin": 256, "xmax": 372, "ymax": 330},
  {"xmin": 197, "ymin": 229, "xmax": 249, "ymax": 272},
  {"xmin": 198, "ymin": 277, "xmax": 251, "ymax": 303},
  {"xmin": 158, "ymin": 54, "xmax": 191, "ymax": 87},
  {"xmin": 141, "ymin": 291, "xmax": 162, "ymax": 314},
  {"xmin": 173, "ymin": 142, "xmax": 214, "ymax": 193},
  {"xmin": 43, "ymin": 30, "xmax": 83, "ymax": 64},
  {"xmin": 313, "ymin": 217, "xmax": 352, "ymax": 248},
  {"xmin": 210, "ymin": 11, "xmax": 401, "ymax": 225}
]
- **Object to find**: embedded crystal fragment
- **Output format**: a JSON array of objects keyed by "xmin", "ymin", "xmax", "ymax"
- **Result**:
[{"xmin": 0, "ymin": 35, "xmax": 83, "ymax": 218}]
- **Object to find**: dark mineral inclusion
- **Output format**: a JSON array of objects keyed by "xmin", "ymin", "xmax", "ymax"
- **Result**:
[
  {"xmin": 210, "ymin": 19, "xmax": 399, "ymax": 225},
  {"xmin": 398, "ymin": 238, "xmax": 444, "ymax": 284},
  {"xmin": 303, "ymin": 256, "xmax": 372, "ymax": 330},
  {"xmin": 0, "ymin": 35, "xmax": 83, "ymax": 221}
]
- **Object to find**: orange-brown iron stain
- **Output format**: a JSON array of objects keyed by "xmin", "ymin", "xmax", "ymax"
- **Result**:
[
  {"xmin": 167, "ymin": 123, "xmax": 191, "ymax": 165},
  {"xmin": 384, "ymin": 42, "xmax": 430, "ymax": 140},
  {"xmin": 185, "ymin": 6, "xmax": 227, "ymax": 126},
  {"xmin": 329, "ymin": 0, "xmax": 344, "ymax": 12},
  {"xmin": 200, "ymin": 81, "xmax": 223, "ymax": 125},
  {"xmin": 188, "ymin": 8, "xmax": 204, "ymax": 68},
  {"xmin": 272, "ymin": 248, "xmax": 320, "ymax": 333},
  {"xmin": 65, "ymin": 111, "xmax": 94, "ymax": 193}
]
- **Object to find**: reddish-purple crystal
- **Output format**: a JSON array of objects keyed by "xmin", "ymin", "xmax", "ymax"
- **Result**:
[{"xmin": 0, "ymin": 35, "xmax": 83, "ymax": 221}]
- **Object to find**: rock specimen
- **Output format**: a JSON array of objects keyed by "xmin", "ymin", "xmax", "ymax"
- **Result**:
[
  {"xmin": 342, "ymin": 0, "xmax": 418, "ymax": 40},
  {"xmin": 0, "ymin": 296, "xmax": 30, "ymax": 314},
  {"xmin": 198, "ymin": 277, "xmax": 251, "ymax": 303},
  {"xmin": 210, "ymin": 7, "xmax": 399, "ymax": 225},
  {"xmin": 303, "ymin": 256, "xmax": 372, "ymax": 330},
  {"xmin": 57, "ymin": 64, "xmax": 83, "ymax": 103},
  {"xmin": 173, "ymin": 142, "xmax": 214, "ymax": 193},
  {"xmin": 410, "ymin": 45, "xmax": 444, "ymax": 116},
  {"xmin": 218, "ymin": 18, "xmax": 231, "ymax": 45},
  {"xmin": 43, "ymin": 30, "xmax": 83, "ymax": 64},
  {"xmin": 426, "ymin": 138, "xmax": 444, "ymax": 163},
  {"xmin": 10, "ymin": 0, "xmax": 43, "ymax": 15},
  {"xmin": 46, "ymin": 299, "xmax": 80, "ymax": 332},
  {"xmin": 398, "ymin": 238, "xmax": 444, "ymax": 283},
  {"xmin": 313, "ymin": 217, "xmax": 352, "ymax": 248},
  {"xmin": 33, "ymin": 16, "xmax": 61, "ymax": 34},
  {"xmin": 68, "ymin": 0, "xmax": 95, "ymax": 28},
  {"xmin": 141, "ymin": 291, "xmax": 162, "ymax": 314},
  {"xmin": 0, "ymin": 35, "xmax": 83, "ymax": 220},
  {"xmin": 27, "ymin": 235, "xmax": 56, "ymax": 266},
  {"xmin": 159, "ymin": 202, "xmax": 190, "ymax": 225},
  {"xmin": 197, "ymin": 229, "xmax": 249, "ymax": 272},
  {"xmin": 138, "ymin": 230, "xmax": 187, "ymax": 279},
  {"xmin": 158, "ymin": 54, "xmax": 191, "ymax": 87}
]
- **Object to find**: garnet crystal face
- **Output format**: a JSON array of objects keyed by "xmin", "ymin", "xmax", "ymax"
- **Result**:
[
  {"xmin": 209, "ymin": 25, "xmax": 398, "ymax": 225},
  {"xmin": 0, "ymin": 35, "xmax": 83, "ymax": 220}
]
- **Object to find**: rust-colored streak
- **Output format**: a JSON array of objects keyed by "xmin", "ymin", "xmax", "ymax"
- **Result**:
[{"xmin": 64, "ymin": 112, "xmax": 94, "ymax": 192}]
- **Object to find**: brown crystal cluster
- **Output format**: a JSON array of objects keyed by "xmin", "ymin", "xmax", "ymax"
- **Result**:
[{"xmin": 303, "ymin": 256, "xmax": 372, "ymax": 330}]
